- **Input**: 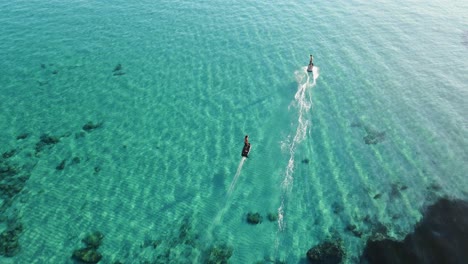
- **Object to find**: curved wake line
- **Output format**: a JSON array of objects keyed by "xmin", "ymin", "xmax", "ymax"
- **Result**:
[
  {"xmin": 205, "ymin": 156, "xmax": 248, "ymax": 241},
  {"xmin": 228, "ymin": 157, "xmax": 247, "ymax": 195},
  {"xmin": 282, "ymin": 66, "xmax": 319, "ymax": 189},
  {"xmin": 277, "ymin": 66, "xmax": 319, "ymax": 231}
]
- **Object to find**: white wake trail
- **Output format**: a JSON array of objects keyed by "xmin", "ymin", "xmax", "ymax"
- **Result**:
[
  {"xmin": 277, "ymin": 66, "xmax": 319, "ymax": 231},
  {"xmin": 282, "ymin": 66, "xmax": 319, "ymax": 190},
  {"xmin": 205, "ymin": 156, "xmax": 247, "ymax": 241},
  {"xmin": 228, "ymin": 156, "xmax": 247, "ymax": 195}
]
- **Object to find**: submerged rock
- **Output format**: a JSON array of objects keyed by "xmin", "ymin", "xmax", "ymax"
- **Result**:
[
  {"xmin": 363, "ymin": 126, "xmax": 386, "ymax": 145},
  {"xmin": 82, "ymin": 231, "xmax": 104, "ymax": 248},
  {"xmin": 112, "ymin": 64, "xmax": 125, "ymax": 76},
  {"xmin": 0, "ymin": 222, "xmax": 23, "ymax": 257},
  {"xmin": 369, "ymin": 222, "xmax": 389, "ymax": 241},
  {"xmin": 0, "ymin": 161, "xmax": 19, "ymax": 176},
  {"xmin": 204, "ymin": 244, "xmax": 233, "ymax": 264},
  {"xmin": 141, "ymin": 239, "xmax": 160, "ymax": 249},
  {"xmin": 16, "ymin": 133, "xmax": 29, "ymax": 140},
  {"xmin": 1, "ymin": 151, "xmax": 14, "ymax": 160},
  {"xmin": 2, "ymin": 149, "xmax": 18, "ymax": 159},
  {"xmin": 246, "ymin": 212, "xmax": 262, "ymax": 224},
  {"xmin": 0, "ymin": 231, "xmax": 20, "ymax": 257},
  {"xmin": 113, "ymin": 64, "xmax": 122, "ymax": 72},
  {"xmin": 428, "ymin": 183, "xmax": 442, "ymax": 191},
  {"xmin": 71, "ymin": 157, "xmax": 81, "ymax": 165},
  {"xmin": 75, "ymin": 131, "xmax": 86, "ymax": 139},
  {"xmin": 72, "ymin": 247, "xmax": 102, "ymax": 263},
  {"xmin": 306, "ymin": 239, "xmax": 345, "ymax": 264},
  {"xmin": 364, "ymin": 132, "xmax": 386, "ymax": 145},
  {"xmin": 178, "ymin": 217, "xmax": 197, "ymax": 245},
  {"xmin": 56, "ymin": 159, "xmax": 66, "ymax": 170},
  {"xmin": 332, "ymin": 202, "xmax": 344, "ymax": 214},
  {"xmin": 267, "ymin": 212, "xmax": 278, "ymax": 222},
  {"xmin": 35, "ymin": 134, "xmax": 60, "ymax": 153},
  {"xmin": 39, "ymin": 134, "xmax": 59, "ymax": 145},
  {"xmin": 0, "ymin": 182, "xmax": 25, "ymax": 198},
  {"xmin": 83, "ymin": 121, "xmax": 103, "ymax": 132},
  {"xmin": 345, "ymin": 224, "xmax": 362, "ymax": 238},
  {"xmin": 390, "ymin": 184, "xmax": 401, "ymax": 198},
  {"xmin": 72, "ymin": 231, "xmax": 104, "ymax": 263}
]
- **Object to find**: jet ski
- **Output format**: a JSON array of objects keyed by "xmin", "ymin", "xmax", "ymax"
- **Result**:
[
  {"xmin": 307, "ymin": 54, "xmax": 314, "ymax": 72},
  {"xmin": 241, "ymin": 143, "xmax": 251, "ymax": 158}
]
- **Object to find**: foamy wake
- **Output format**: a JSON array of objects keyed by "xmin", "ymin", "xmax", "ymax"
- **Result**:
[
  {"xmin": 228, "ymin": 156, "xmax": 247, "ymax": 196},
  {"xmin": 277, "ymin": 66, "xmax": 319, "ymax": 231}
]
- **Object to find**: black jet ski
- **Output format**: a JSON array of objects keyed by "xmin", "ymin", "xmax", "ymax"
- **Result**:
[
  {"xmin": 241, "ymin": 143, "xmax": 251, "ymax": 158},
  {"xmin": 307, "ymin": 54, "xmax": 314, "ymax": 72}
]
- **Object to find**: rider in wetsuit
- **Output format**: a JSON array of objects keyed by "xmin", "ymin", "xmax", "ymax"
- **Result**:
[{"xmin": 242, "ymin": 135, "xmax": 251, "ymax": 157}]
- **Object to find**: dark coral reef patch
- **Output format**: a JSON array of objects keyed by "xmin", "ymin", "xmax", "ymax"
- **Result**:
[
  {"xmin": 82, "ymin": 121, "xmax": 103, "ymax": 132},
  {"xmin": 246, "ymin": 212, "xmax": 262, "ymax": 224},
  {"xmin": 306, "ymin": 239, "xmax": 345, "ymax": 264},
  {"xmin": 350, "ymin": 120, "xmax": 386, "ymax": 145},
  {"xmin": 72, "ymin": 231, "xmax": 105, "ymax": 263},
  {"xmin": 363, "ymin": 126, "xmax": 386, "ymax": 145},
  {"xmin": 0, "ymin": 222, "xmax": 23, "ymax": 257},
  {"xmin": 35, "ymin": 134, "xmax": 60, "ymax": 153},
  {"xmin": 112, "ymin": 63, "xmax": 125, "ymax": 76},
  {"xmin": 361, "ymin": 198, "xmax": 468, "ymax": 264},
  {"xmin": 204, "ymin": 244, "xmax": 233, "ymax": 264}
]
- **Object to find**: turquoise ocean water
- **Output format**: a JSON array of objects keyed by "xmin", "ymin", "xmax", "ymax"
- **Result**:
[{"xmin": 0, "ymin": 0, "xmax": 467, "ymax": 263}]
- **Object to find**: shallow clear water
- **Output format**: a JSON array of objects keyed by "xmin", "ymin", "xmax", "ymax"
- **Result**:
[{"xmin": 0, "ymin": 0, "xmax": 467, "ymax": 263}]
